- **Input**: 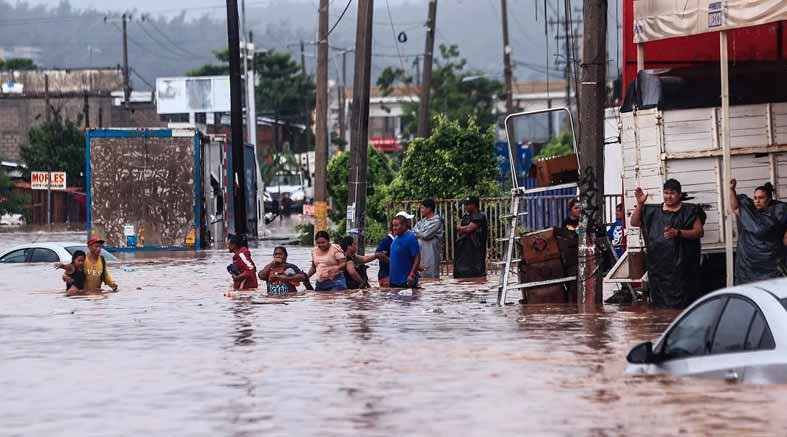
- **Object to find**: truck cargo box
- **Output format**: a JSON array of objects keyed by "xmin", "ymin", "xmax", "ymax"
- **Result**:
[{"xmin": 86, "ymin": 128, "xmax": 204, "ymax": 251}]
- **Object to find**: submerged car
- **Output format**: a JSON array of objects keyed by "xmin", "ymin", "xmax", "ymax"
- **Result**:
[
  {"xmin": 0, "ymin": 242, "xmax": 118, "ymax": 264},
  {"xmin": 626, "ymin": 278, "xmax": 787, "ymax": 384}
]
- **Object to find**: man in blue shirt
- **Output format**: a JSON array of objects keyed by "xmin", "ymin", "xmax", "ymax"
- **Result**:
[
  {"xmin": 389, "ymin": 213, "xmax": 421, "ymax": 288},
  {"xmin": 375, "ymin": 230, "xmax": 395, "ymax": 287}
]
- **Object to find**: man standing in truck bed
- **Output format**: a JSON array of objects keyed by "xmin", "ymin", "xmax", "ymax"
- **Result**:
[{"xmin": 630, "ymin": 179, "xmax": 705, "ymax": 308}]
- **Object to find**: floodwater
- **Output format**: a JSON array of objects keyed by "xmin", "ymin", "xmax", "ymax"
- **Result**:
[{"xmin": 2, "ymin": 231, "xmax": 787, "ymax": 437}]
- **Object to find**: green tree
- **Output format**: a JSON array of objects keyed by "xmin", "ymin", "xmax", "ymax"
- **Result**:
[
  {"xmin": 388, "ymin": 114, "xmax": 501, "ymax": 200},
  {"xmin": 255, "ymin": 51, "xmax": 315, "ymax": 152},
  {"xmin": 19, "ymin": 116, "xmax": 86, "ymax": 188},
  {"xmin": 377, "ymin": 44, "xmax": 504, "ymax": 138},
  {"xmin": 186, "ymin": 49, "xmax": 229, "ymax": 77},
  {"xmin": 0, "ymin": 162, "xmax": 26, "ymax": 215},
  {"xmin": 536, "ymin": 132, "xmax": 574, "ymax": 158},
  {"xmin": 327, "ymin": 146, "xmax": 396, "ymax": 224},
  {"xmin": 0, "ymin": 58, "xmax": 37, "ymax": 71}
]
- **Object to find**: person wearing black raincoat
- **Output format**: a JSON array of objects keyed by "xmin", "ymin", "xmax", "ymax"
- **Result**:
[
  {"xmin": 453, "ymin": 196, "xmax": 488, "ymax": 278},
  {"xmin": 729, "ymin": 179, "xmax": 787, "ymax": 285},
  {"xmin": 630, "ymin": 179, "xmax": 705, "ymax": 308}
]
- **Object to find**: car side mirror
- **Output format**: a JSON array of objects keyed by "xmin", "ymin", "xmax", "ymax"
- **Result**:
[{"xmin": 626, "ymin": 341, "xmax": 657, "ymax": 364}]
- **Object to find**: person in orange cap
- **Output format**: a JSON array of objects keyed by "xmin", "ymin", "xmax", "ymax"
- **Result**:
[{"xmin": 82, "ymin": 237, "xmax": 118, "ymax": 292}]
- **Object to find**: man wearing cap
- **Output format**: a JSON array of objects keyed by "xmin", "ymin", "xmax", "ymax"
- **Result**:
[
  {"xmin": 454, "ymin": 196, "xmax": 488, "ymax": 278},
  {"xmin": 83, "ymin": 237, "xmax": 118, "ymax": 292},
  {"xmin": 413, "ymin": 198, "xmax": 444, "ymax": 278},
  {"xmin": 389, "ymin": 212, "xmax": 421, "ymax": 288}
]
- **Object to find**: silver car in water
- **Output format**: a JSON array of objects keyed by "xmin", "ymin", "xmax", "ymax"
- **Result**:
[{"xmin": 626, "ymin": 278, "xmax": 787, "ymax": 384}]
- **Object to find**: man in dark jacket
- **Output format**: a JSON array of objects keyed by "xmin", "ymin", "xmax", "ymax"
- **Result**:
[{"xmin": 454, "ymin": 196, "xmax": 488, "ymax": 278}]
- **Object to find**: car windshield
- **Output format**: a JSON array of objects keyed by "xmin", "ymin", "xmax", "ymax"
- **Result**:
[
  {"xmin": 65, "ymin": 246, "xmax": 118, "ymax": 262},
  {"xmin": 270, "ymin": 174, "xmax": 301, "ymax": 186}
]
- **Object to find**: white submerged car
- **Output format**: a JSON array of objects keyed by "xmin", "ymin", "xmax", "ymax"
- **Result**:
[
  {"xmin": 0, "ymin": 242, "xmax": 118, "ymax": 264},
  {"xmin": 626, "ymin": 278, "xmax": 787, "ymax": 384}
]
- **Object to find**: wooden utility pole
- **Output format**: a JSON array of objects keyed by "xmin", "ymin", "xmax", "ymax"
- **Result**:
[
  {"xmin": 417, "ymin": 0, "xmax": 437, "ymax": 137},
  {"xmin": 347, "ymin": 0, "xmax": 374, "ymax": 253},
  {"xmin": 339, "ymin": 50, "xmax": 348, "ymax": 147},
  {"xmin": 226, "ymin": 0, "xmax": 247, "ymax": 236},
  {"xmin": 314, "ymin": 0, "xmax": 330, "ymax": 235},
  {"xmin": 577, "ymin": 0, "xmax": 607, "ymax": 306},
  {"xmin": 500, "ymin": 0, "xmax": 514, "ymax": 114},
  {"xmin": 121, "ymin": 13, "xmax": 130, "ymax": 110},
  {"xmin": 44, "ymin": 73, "xmax": 50, "ymax": 122}
]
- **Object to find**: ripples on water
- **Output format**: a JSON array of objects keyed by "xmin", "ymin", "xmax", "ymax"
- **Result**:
[{"xmin": 2, "ymin": 232, "xmax": 787, "ymax": 436}]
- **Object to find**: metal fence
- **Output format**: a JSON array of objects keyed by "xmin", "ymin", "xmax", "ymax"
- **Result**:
[{"xmin": 386, "ymin": 193, "xmax": 623, "ymax": 273}]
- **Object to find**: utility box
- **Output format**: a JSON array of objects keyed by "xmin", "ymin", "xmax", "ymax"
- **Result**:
[{"xmin": 86, "ymin": 128, "xmax": 205, "ymax": 251}]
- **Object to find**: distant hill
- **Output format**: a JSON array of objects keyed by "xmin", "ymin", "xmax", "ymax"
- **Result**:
[{"xmin": 0, "ymin": 0, "xmax": 622, "ymax": 91}]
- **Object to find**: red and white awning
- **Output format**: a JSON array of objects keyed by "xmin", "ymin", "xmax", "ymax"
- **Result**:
[{"xmin": 634, "ymin": 0, "xmax": 787, "ymax": 43}]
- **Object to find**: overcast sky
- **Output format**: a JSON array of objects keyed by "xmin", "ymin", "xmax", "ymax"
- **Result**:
[{"xmin": 25, "ymin": 0, "xmax": 409, "ymax": 15}]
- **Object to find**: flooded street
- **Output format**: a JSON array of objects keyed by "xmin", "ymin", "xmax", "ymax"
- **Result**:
[{"xmin": 2, "ymin": 231, "xmax": 787, "ymax": 436}]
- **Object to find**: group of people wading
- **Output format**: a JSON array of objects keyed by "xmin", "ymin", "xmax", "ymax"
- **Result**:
[
  {"xmin": 227, "ymin": 196, "xmax": 489, "ymax": 294},
  {"xmin": 630, "ymin": 178, "xmax": 787, "ymax": 309}
]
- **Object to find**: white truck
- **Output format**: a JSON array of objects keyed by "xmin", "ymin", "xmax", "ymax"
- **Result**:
[{"xmin": 607, "ymin": 102, "xmax": 787, "ymax": 288}]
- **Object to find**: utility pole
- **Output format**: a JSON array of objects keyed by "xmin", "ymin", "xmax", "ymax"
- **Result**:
[
  {"xmin": 121, "ymin": 13, "xmax": 130, "ymax": 110},
  {"xmin": 338, "ymin": 50, "xmax": 348, "ymax": 147},
  {"xmin": 417, "ymin": 0, "xmax": 437, "ymax": 138},
  {"xmin": 414, "ymin": 56, "xmax": 421, "ymax": 86},
  {"xmin": 300, "ymin": 40, "xmax": 313, "ymax": 153},
  {"xmin": 226, "ymin": 0, "xmax": 247, "ymax": 236},
  {"xmin": 347, "ymin": 0, "xmax": 374, "ymax": 253},
  {"xmin": 314, "ymin": 0, "xmax": 330, "ymax": 235},
  {"xmin": 83, "ymin": 90, "xmax": 90, "ymax": 130},
  {"xmin": 500, "ymin": 0, "xmax": 514, "ymax": 114},
  {"xmin": 44, "ymin": 73, "xmax": 50, "ymax": 122},
  {"xmin": 576, "ymin": 0, "xmax": 607, "ymax": 306}
]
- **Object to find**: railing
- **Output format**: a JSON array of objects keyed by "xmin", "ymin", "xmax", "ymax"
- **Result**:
[{"xmin": 386, "ymin": 193, "xmax": 623, "ymax": 273}]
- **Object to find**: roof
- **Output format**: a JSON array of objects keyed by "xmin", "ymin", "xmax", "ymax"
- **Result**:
[
  {"xmin": 345, "ymin": 80, "xmax": 569, "ymax": 100},
  {"xmin": 0, "ymin": 68, "xmax": 124, "ymax": 95},
  {"xmin": 14, "ymin": 182, "xmax": 84, "ymax": 194}
]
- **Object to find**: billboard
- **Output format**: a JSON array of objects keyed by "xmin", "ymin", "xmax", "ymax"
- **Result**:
[
  {"xmin": 31, "ymin": 171, "xmax": 66, "ymax": 190},
  {"xmin": 156, "ymin": 76, "xmax": 231, "ymax": 114}
]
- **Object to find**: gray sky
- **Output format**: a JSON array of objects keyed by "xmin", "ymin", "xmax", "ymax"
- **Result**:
[{"xmin": 26, "ymin": 0, "xmax": 409, "ymax": 16}]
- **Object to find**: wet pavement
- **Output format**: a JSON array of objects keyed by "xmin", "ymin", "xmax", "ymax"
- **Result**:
[{"xmin": 2, "ymin": 231, "xmax": 787, "ymax": 436}]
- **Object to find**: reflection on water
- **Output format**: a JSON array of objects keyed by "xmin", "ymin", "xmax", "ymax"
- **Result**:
[{"xmin": 2, "ymin": 232, "xmax": 787, "ymax": 436}]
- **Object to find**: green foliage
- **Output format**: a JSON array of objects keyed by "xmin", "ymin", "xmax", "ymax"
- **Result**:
[
  {"xmin": 377, "ymin": 44, "xmax": 504, "ymax": 138},
  {"xmin": 19, "ymin": 116, "xmax": 86, "ymax": 188},
  {"xmin": 0, "ymin": 58, "xmax": 37, "ymax": 71},
  {"xmin": 295, "ymin": 222, "xmax": 314, "ymax": 246},
  {"xmin": 327, "ymin": 146, "xmax": 396, "ymax": 224},
  {"xmin": 255, "ymin": 51, "xmax": 315, "ymax": 121},
  {"xmin": 0, "ymin": 161, "xmax": 26, "ymax": 215},
  {"xmin": 388, "ymin": 114, "xmax": 501, "ymax": 200},
  {"xmin": 536, "ymin": 132, "xmax": 574, "ymax": 158}
]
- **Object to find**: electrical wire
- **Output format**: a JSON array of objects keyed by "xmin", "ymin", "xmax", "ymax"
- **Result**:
[
  {"xmin": 328, "ymin": 0, "xmax": 353, "ymax": 37},
  {"xmin": 145, "ymin": 19, "xmax": 205, "ymax": 59},
  {"xmin": 137, "ymin": 21, "xmax": 194, "ymax": 60}
]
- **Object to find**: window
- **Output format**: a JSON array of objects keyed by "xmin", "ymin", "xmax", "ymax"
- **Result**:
[
  {"xmin": 65, "ymin": 247, "xmax": 118, "ymax": 262},
  {"xmin": 30, "ymin": 248, "xmax": 60, "ymax": 263},
  {"xmin": 711, "ymin": 298, "xmax": 757, "ymax": 354},
  {"xmin": 663, "ymin": 297, "xmax": 726, "ymax": 359},
  {"xmin": 744, "ymin": 311, "xmax": 775, "ymax": 351},
  {"xmin": 0, "ymin": 248, "xmax": 31, "ymax": 263}
]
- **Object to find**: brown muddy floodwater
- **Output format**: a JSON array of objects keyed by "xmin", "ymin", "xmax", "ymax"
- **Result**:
[{"xmin": 2, "ymin": 231, "xmax": 787, "ymax": 436}]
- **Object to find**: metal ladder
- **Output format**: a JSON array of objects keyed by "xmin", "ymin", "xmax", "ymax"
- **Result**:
[{"xmin": 495, "ymin": 186, "xmax": 578, "ymax": 305}]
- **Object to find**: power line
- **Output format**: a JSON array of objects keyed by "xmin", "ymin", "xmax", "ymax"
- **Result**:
[
  {"xmin": 137, "ymin": 21, "xmax": 193, "ymax": 60},
  {"xmin": 131, "ymin": 68, "xmax": 155, "ymax": 90},
  {"xmin": 144, "ymin": 18, "xmax": 205, "ymax": 59},
  {"xmin": 384, "ymin": 0, "xmax": 407, "ymax": 73},
  {"xmin": 328, "ymin": 0, "xmax": 353, "ymax": 37}
]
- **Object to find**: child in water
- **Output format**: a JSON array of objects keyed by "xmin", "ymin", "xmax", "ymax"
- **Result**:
[
  {"xmin": 227, "ymin": 234, "xmax": 258, "ymax": 290},
  {"xmin": 54, "ymin": 250, "xmax": 87, "ymax": 294}
]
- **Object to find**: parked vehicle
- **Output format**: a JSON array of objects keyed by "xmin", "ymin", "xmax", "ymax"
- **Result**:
[
  {"xmin": 0, "ymin": 242, "xmax": 118, "ymax": 264},
  {"xmin": 0, "ymin": 214, "xmax": 25, "ymax": 226},
  {"xmin": 626, "ymin": 278, "xmax": 787, "ymax": 384},
  {"xmin": 265, "ymin": 172, "xmax": 308, "ymax": 212}
]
